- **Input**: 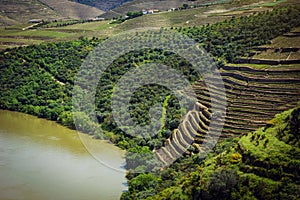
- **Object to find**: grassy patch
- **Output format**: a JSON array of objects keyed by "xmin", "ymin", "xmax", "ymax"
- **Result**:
[
  {"xmin": 0, "ymin": 20, "xmax": 120, "ymax": 49},
  {"xmin": 226, "ymin": 63, "xmax": 300, "ymax": 70},
  {"xmin": 253, "ymin": 50, "xmax": 290, "ymax": 59},
  {"xmin": 3, "ymin": 23, "xmax": 34, "ymax": 30},
  {"xmin": 239, "ymin": 128, "xmax": 293, "ymax": 161},
  {"xmin": 116, "ymin": 6, "xmax": 233, "ymax": 30},
  {"xmin": 237, "ymin": 0, "xmax": 286, "ymax": 11},
  {"xmin": 291, "ymin": 27, "xmax": 300, "ymax": 32},
  {"xmin": 0, "ymin": 37, "xmax": 42, "ymax": 45},
  {"xmin": 263, "ymin": 35, "xmax": 300, "ymax": 48},
  {"xmin": 10, "ymin": 29, "xmax": 72, "ymax": 38}
]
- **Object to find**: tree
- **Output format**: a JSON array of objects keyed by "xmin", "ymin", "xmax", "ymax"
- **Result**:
[
  {"xmin": 182, "ymin": 4, "xmax": 189, "ymax": 9},
  {"xmin": 130, "ymin": 173, "xmax": 156, "ymax": 189},
  {"xmin": 206, "ymin": 169, "xmax": 239, "ymax": 199}
]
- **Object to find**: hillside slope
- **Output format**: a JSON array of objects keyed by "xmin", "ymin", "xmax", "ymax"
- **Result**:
[
  {"xmin": 100, "ymin": 0, "xmax": 219, "ymax": 19},
  {"xmin": 107, "ymin": 0, "xmax": 290, "ymax": 30},
  {"xmin": 0, "ymin": 0, "xmax": 104, "ymax": 26},
  {"xmin": 0, "ymin": 5, "xmax": 299, "ymax": 147},
  {"xmin": 0, "ymin": 4, "xmax": 299, "ymax": 200},
  {"xmin": 99, "ymin": 0, "xmax": 275, "ymax": 19},
  {"xmin": 148, "ymin": 106, "xmax": 300, "ymax": 200},
  {"xmin": 71, "ymin": 0, "xmax": 132, "ymax": 11},
  {"xmin": 38, "ymin": 0, "xmax": 104, "ymax": 19},
  {"xmin": 0, "ymin": 0, "xmax": 61, "ymax": 25},
  {"xmin": 0, "ymin": 0, "xmax": 292, "ymax": 51}
]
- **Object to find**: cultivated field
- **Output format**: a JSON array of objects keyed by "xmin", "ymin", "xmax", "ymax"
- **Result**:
[
  {"xmin": 101, "ymin": 0, "xmax": 234, "ymax": 18},
  {"xmin": 237, "ymin": 28, "xmax": 300, "ymax": 65},
  {"xmin": 0, "ymin": 0, "xmax": 294, "ymax": 51}
]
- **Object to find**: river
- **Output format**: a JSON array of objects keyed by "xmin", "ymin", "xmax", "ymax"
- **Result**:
[{"xmin": 0, "ymin": 110, "xmax": 127, "ymax": 200}]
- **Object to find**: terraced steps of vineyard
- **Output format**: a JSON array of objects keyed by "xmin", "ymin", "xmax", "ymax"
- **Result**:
[
  {"xmin": 207, "ymin": 70, "xmax": 299, "ymax": 96},
  {"xmin": 227, "ymin": 100, "xmax": 289, "ymax": 109},
  {"xmin": 194, "ymin": 85, "xmax": 299, "ymax": 110},
  {"xmin": 194, "ymin": 84, "xmax": 298, "ymax": 113},
  {"xmin": 224, "ymin": 116, "xmax": 266, "ymax": 126},
  {"xmin": 222, "ymin": 65, "xmax": 300, "ymax": 72},
  {"xmin": 195, "ymin": 81, "xmax": 300, "ymax": 98},
  {"xmin": 154, "ymin": 102, "xmax": 214, "ymax": 165},
  {"xmin": 220, "ymin": 72, "xmax": 300, "ymax": 83},
  {"xmin": 237, "ymin": 57, "xmax": 300, "ymax": 65},
  {"xmin": 227, "ymin": 106, "xmax": 282, "ymax": 115},
  {"xmin": 156, "ymin": 65, "xmax": 299, "ymax": 165},
  {"xmin": 220, "ymin": 66, "xmax": 300, "ymax": 79},
  {"xmin": 206, "ymin": 74, "xmax": 300, "ymax": 90},
  {"xmin": 218, "ymin": 67, "xmax": 299, "ymax": 132},
  {"xmin": 223, "ymin": 118, "xmax": 265, "ymax": 128}
]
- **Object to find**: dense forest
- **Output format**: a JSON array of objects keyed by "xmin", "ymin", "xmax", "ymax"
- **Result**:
[
  {"xmin": 0, "ymin": 4, "xmax": 300, "ymax": 200},
  {"xmin": 0, "ymin": 38, "xmax": 101, "ymax": 126}
]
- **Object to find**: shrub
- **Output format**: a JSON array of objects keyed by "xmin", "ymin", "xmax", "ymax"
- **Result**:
[{"xmin": 230, "ymin": 153, "xmax": 242, "ymax": 164}]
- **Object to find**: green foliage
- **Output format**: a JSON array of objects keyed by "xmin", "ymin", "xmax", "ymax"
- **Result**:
[
  {"xmin": 1, "ymin": 5, "xmax": 300, "ymax": 200},
  {"xmin": 126, "ymin": 11, "xmax": 143, "ymax": 19},
  {"xmin": 122, "ymin": 173, "xmax": 160, "ymax": 200},
  {"xmin": 229, "ymin": 153, "xmax": 242, "ymax": 164},
  {"xmin": 130, "ymin": 173, "xmax": 159, "ymax": 191},
  {"xmin": 0, "ymin": 38, "xmax": 101, "ymax": 128},
  {"xmin": 158, "ymin": 186, "xmax": 190, "ymax": 200},
  {"xmin": 128, "ymin": 106, "xmax": 300, "ymax": 200},
  {"xmin": 126, "ymin": 146, "xmax": 161, "ymax": 171},
  {"xmin": 58, "ymin": 111, "xmax": 75, "ymax": 128},
  {"xmin": 275, "ymin": 107, "xmax": 300, "ymax": 147},
  {"xmin": 153, "ymin": 107, "xmax": 300, "ymax": 199},
  {"xmin": 178, "ymin": 5, "xmax": 300, "ymax": 62},
  {"xmin": 93, "ymin": 47, "xmax": 199, "ymax": 156},
  {"xmin": 205, "ymin": 169, "xmax": 239, "ymax": 199}
]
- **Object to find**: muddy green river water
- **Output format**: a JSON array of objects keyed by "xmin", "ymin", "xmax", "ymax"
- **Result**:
[{"xmin": 0, "ymin": 110, "xmax": 127, "ymax": 200}]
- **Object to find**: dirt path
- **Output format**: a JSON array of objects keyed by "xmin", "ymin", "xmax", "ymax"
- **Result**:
[{"xmin": 22, "ymin": 23, "xmax": 41, "ymax": 30}]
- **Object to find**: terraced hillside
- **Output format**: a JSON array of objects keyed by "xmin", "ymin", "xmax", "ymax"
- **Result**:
[
  {"xmin": 1, "ymin": 0, "xmax": 299, "ymax": 169},
  {"xmin": 148, "ymin": 106, "xmax": 300, "ymax": 200},
  {"xmin": 240, "ymin": 27, "xmax": 300, "ymax": 64},
  {"xmin": 155, "ymin": 65, "xmax": 300, "ymax": 165},
  {"xmin": 155, "ymin": 28, "xmax": 300, "ymax": 165}
]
